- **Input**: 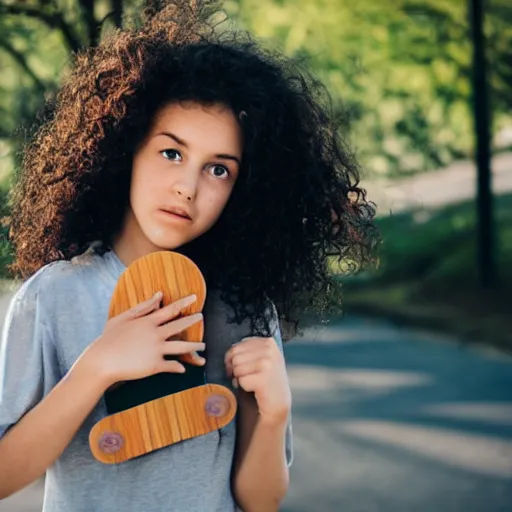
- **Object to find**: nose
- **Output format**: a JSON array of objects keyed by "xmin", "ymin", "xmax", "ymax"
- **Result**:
[
  {"xmin": 175, "ymin": 189, "xmax": 193, "ymax": 201},
  {"xmin": 171, "ymin": 167, "xmax": 199, "ymax": 202}
]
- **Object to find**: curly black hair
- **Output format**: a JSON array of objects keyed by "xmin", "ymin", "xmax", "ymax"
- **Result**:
[{"xmin": 8, "ymin": 0, "xmax": 378, "ymax": 338}]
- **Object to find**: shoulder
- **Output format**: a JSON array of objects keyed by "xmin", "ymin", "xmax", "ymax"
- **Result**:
[
  {"xmin": 8, "ymin": 260, "xmax": 68, "ymax": 308},
  {"xmin": 9, "ymin": 248, "xmax": 103, "ymax": 310}
]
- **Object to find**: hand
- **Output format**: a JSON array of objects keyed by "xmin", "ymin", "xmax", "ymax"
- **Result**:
[
  {"xmin": 224, "ymin": 337, "xmax": 292, "ymax": 426},
  {"xmin": 80, "ymin": 292, "xmax": 206, "ymax": 388}
]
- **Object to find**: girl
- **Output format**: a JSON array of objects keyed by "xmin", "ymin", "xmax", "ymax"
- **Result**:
[{"xmin": 0, "ymin": 1, "xmax": 376, "ymax": 511}]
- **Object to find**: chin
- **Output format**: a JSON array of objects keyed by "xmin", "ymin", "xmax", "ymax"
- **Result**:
[
  {"xmin": 146, "ymin": 233, "xmax": 194, "ymax": 252},
  {"xmin": 151, "ymin": 241, "xmax": 186, "ymax": 252}
]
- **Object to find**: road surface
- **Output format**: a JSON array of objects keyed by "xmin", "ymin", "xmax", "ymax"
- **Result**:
[
  {"xmin": 1, "ymin": 297, "xmax": 511, "ymax": 511},
  {"xmin": 368, "ymin": 151, "xmax": 512, "ymax": 215}
]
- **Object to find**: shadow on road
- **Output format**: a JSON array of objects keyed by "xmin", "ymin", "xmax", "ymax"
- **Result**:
[{"xmin": 281, "ymin": 315, "xmax": 512, "ymax": 512}]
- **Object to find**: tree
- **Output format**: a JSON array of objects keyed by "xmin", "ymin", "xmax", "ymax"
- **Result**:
[
  {"xmin": 469, "ymin": 0, "xmax": 494, "ymax": 288},
  {"xmin": 0, "ymin": 0, "xmax": 144, "ymax": 182},
  {"xmin": 0, "ymin": 0, "xmax": 128, "ymax": 53}
]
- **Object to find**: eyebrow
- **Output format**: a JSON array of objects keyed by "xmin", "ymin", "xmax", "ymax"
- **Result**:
[{"xmin": 156, "ymin": 131, "xmax": 242, "ymax": 167}]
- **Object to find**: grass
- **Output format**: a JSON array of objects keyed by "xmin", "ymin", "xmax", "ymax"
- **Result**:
[{"xmin": 336, "ymin": 193, "xmax": 512, "ymax": 353}]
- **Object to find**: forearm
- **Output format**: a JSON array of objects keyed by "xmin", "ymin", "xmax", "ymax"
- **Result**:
[
  {"xmin": 233, "ymin": 416, "xmax": 289, "ymax": 512},
  {"xmin": 0, "ymin": 356, "xmax": 107, "ymax": 498}
]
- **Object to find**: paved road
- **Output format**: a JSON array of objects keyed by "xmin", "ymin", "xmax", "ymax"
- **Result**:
[
  {"xmin": 369, "ymin": 151, "xmax": 512, "ymax": 215},
  {"xmin": 281, "ymin": 317, "xmax": 512, "ymax": 512},
  {"xmin": 1, "ymin": 295, "xmax": 511, "ymax": 511}
]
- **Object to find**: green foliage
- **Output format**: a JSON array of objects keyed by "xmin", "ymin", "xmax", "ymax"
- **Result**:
[
  {"xmin": 0, "ymin": 0, "xmax": 143, "ymax": 179},
  {"xmin": 361, "ymin": 193, "xmax": 512, "ymax": 287},
  {"xmin": 1, "ymin": 0, "xmax": 511, "ymax": 181},
  {"xmin": 487, "ymin": 0, "xmax": 512, "ymax": 114},
  {"xmin": 0, "ymin": 181, "xmax": 14, "ymax": 274},
  {"xmin": 226, "ymin": 0, "xmax": 511, "ymax": 176}
]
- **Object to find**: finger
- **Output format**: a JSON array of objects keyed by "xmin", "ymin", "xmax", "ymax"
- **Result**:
[
  {"xmin": 186, "ymin": 351, "xmax": 206, "ymax": 366},
  {"xmin": 151, "ymin": 294, "xmax": 198, "ymax": 325},
  {"xmin": 236, "ymin": 374, "xmax": 259, "ymax": 393},
  {"xmin": 161, "ymin": 340, "xmax": 206, "ymax": 356},
  {"xmin": 176, "ymin": 351, "xmax": 206, "ymax": 366},
  {"xmin": 228, "ymin": 351, "xmax": 259, "ymax": 368},
  {"xmin": 156, "ymin": 359, "xmax": 186, "ymax": 374},
  {"xmin": 224, "ymin": 340, "xmax": 262, "ymax": 365},
  {"xmin": 159, "ymin": 312, "xmax": 203, "ymax": 339},
  {"xmin": 230, "ymin": 360, "xmax": 261, "ymax": 378},
  {"xmin": 112, "ymin": 292, "xmax": 163, "ymax": 323}
]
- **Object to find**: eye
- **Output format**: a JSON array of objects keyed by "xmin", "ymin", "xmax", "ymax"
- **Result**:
[
  {"xmin": 161, "ymin": 149, "xmax": 182, "ymax": 161},
  {"xmin": 208, "ymin": 164, "xmax": 229, "ymax": 179}
]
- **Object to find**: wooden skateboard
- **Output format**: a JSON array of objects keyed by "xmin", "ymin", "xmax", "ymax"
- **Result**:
[{"xmin": 89, "ymin": 251, "xmax": 237, "ymax": 464}]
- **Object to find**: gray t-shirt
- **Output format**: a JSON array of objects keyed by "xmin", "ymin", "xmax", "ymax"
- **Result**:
[{"xmin": 0, "ymin": 246, "xmax": 293, "ymax": 511}]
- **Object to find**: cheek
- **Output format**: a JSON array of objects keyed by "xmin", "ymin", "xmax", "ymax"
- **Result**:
[
  {"xmin": 202, "ymin": 186, "xmax": 234, "ymax": 219},
  {"xmin": 129, "ymin": 174, "xmax": 144, "ymax": 210},
  {"xmin": 130, "ymin": 165, "xmax": 157, "ymax": 207}
]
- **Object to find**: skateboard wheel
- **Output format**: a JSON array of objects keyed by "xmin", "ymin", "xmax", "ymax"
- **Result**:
[
  {"xmin": 205, "ymin": 394, "xmax": 231, "ymax": 418},
  {"xmin": 98, "ymin": 431, "xmax": 124, "ymax": 454}
]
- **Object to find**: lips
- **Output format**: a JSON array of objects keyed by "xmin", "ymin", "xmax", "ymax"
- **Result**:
[{"xmin": 160, "ymin": 207, "xmax": 192, "ymax": 220}]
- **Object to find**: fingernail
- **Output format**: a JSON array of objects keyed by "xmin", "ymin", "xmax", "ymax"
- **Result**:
[
  {"xmin": 153, "ymin": 291, "xmax": 163, "ymax": 300},
  {"xmin": 183, "ymin": 294, "xmax": 197, "ymax": 306},
  {"xmin": 232, "ymin": 378, "xmax": 239, "ymax": 389}
]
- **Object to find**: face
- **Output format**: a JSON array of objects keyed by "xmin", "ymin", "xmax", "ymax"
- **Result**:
[{"xmin": 113, "ymin": 101, "xmax": 243, "ymax": 265}]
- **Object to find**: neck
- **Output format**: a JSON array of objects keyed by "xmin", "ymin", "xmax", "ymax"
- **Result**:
[{"xmin": 112, "ymin": 209, "xmax": 161, "ymax": 267}]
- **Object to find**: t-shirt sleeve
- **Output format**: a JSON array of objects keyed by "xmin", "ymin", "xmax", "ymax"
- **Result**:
[
  {"xmin": 272, "ymin": 314, "xmax": 294, "ymax": 468},
  {"xmin": 0, "ymin": 284, "xmax": 61, "ymax": 439}
]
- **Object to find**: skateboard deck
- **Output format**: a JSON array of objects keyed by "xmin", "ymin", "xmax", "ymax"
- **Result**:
[{"xmin": 89, "ymin": 251, "xmax": 237, "ymax": 464}]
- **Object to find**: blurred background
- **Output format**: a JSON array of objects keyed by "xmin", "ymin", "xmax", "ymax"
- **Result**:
[{"xmin": 0, "ymin": 0, "xmax": 511, "ymax": 511}]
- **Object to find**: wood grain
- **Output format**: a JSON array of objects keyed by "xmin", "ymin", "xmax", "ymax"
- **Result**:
[
  {"xmin": 90, "ymin": 383, "xmax": 236, "ymax": 464},
  {"xmin": 109, "ymin": 251, "xmax": 207, "ymax": 364}
]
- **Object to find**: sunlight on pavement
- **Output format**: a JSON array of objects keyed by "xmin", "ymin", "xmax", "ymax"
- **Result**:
[
  {"xmin": 423, "ymin": 402, "xmax": 512, "ymax": 426},
  {"xmin": 287, "ymin": 365, "xmax": 432, "ymax": 396},
  {"xmin": 337, "ymin": 420, "xmax": 512, "ymax": 478}
]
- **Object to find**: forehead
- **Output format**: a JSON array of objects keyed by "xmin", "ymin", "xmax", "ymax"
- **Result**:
[{"xmin": 150, "ymin": 101, "xmax": 243, "ymax": 154}]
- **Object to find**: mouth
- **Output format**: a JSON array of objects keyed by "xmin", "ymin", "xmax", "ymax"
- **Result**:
[{"xmin": 159, "ymin": 208, "xmax": 192, "ymax": 221}]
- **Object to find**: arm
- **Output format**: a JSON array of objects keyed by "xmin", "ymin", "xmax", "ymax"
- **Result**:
[
  {"xmin": 0, "ymin": 291, "xmax": 204, "ymax": 498},
  {"xmin": 0, "ymin": 356, "xmax": 108, "ymax": 499},
  {"xmin": 232, "ymin": 390, "xmax": 289, "ymax": 512},
  {"xmin": 225, "ymin": 334, "xmax": 293, "ymax": 512}
]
